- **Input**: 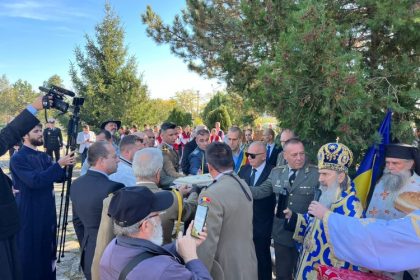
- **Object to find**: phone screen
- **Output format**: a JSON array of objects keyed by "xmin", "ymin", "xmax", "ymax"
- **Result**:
[{"xmin": 191, "ymin": 204, "xmax": 208, "ymax": 238}]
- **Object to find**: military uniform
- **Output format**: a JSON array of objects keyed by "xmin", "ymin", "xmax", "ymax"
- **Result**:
[
  {"xmin": 250, "ymin": 163, "xmax": 319, "ymax": 280},
  {"xmin": 159, "ymin": 143, "xmax": 184, "ymax": 189},
  {"xmin": 188, "ymin": 147, "xmax": 208, "ymax": 175},
  {"xmin": 43, "ymin": 127, "xmax": 63, "ymax": 161}
]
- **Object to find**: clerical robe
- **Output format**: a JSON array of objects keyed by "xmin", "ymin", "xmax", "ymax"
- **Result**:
[
  {"xmin": 366, "ymin": 172, "xmax": 420, "ymax": 279},
  {"xmin": 290, "ymin": 182, "xmax": 363, "ymax": 280},
  {"xmin": 324, "ymin": 210, "xmax": 420, "ymax": 273},
  {"xmin": 10, "ymin": 146, "xmax": 65, "ymax": 280}
]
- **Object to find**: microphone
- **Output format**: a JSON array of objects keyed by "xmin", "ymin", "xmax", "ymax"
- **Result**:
[
  {"xmin": 310, "ymin": 183, "xmax": 321, "ymax": 218},
  {"xmin": 51, "ymin": 85, "xmax": 75, "ymax": 97},
  {"xmin": 313, "ymin": 183, "xmax": 322, "ymax": 202},
  {"xmin": 39, "ymin": 86, "xmax": 51, "ymax": 94}
]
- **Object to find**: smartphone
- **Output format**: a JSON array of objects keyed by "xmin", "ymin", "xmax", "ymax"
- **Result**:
[{"xmin": 191, "ymin": 204, "xmax": 209, "ymax": 238}]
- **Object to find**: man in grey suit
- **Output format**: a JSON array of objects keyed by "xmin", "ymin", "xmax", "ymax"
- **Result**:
[
  {"xmin": 250, "ymin": 138, "xmax": 319, "ymax": 280},
  {"xmin": 198, "ymin": 142, "xmax": 257, "ymax": 280},
  {"xmin": 71, "ymin": 141, "xmax": 124, "ymax": 280}
]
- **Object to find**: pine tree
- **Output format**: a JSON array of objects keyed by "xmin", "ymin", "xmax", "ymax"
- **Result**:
[{"xmin": 70, "ymin": 3, "xmax": 149, "ymax": 129}]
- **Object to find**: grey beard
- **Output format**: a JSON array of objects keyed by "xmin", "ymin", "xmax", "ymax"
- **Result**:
[
  {"xmin": 149, "ymin": 217, "xmax": 163, "ymax": 246},
  {"xmin": 381, "ymin": 168, "xmax": 411, "ymax": 193},
  {"xmin": 319, "ymin": 181, "xmax": 340, "ymax": 208}
]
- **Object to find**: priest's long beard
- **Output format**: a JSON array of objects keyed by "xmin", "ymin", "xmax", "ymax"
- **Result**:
[
  {"xmin": 149, "ymin": 217, "xmax": 163, "ymax": 246},
  {"xmin": 381, "ymin": 168, "xmax": 411, "ymax": 193},
  {"xmin": 319, "ymin": 180, "xmax": 340, "ymax": 208}
]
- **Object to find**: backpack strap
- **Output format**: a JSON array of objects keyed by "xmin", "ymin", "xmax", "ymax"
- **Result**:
[{"xmin": 118, "ymin": 251, "xmax": 157, "ymax": 280}]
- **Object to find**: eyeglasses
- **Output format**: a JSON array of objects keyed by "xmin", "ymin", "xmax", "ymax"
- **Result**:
[
  {"xmin": 245, "ymin": 152, "xmax": 265, "ymax": 159},
  {"xmin": 136, "ymin": 138, "xmax": 144, "ymax": 143},
  {"xmin": 139, "ymin": 211, "xmax": 165, "ymax": 227}
]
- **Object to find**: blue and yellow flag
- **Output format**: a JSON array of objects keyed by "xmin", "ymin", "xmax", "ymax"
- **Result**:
[{"xmin": 354, "ymin": 110, "xmax": 391, "ymax": 209}]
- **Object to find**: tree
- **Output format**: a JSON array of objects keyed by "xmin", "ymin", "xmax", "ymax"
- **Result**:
[
  {"xmin": 170, "ymin": 89, "xmax": 203, "ymax": 119},
  {"xmin": 142, "ymin": 0, "xmax": 419, "ymax": 164},
  {"xmin": 202, "ymin": 91, "xmax": 258, "ymax": 127},
  {"xmin": 205, "ymin": 105, "xmax": 232, "ymax": 132},
  {"xmin": 0, "ymin": 76, "xmax": 38, "ymax": 125},
  {"xmin": 70, "ymin": 3, "xmax": 149, "ymax": 130},
  {"xmin": 165, "ymin": 107, "xmax": 193, "ymax": 127}
]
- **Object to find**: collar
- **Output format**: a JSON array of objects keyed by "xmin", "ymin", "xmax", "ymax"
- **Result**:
[
  {"xmin": 253, "ymin": 162, "xmax": 266, "ymax": 173},
  {"xmin": 89, "ymin": 168, "xmax": 109, "ymax": 178},
  {"xmin": 214, "ymin": 170, "xmax": 234, "ymax": 181},
  {"xmin": 116, "ymin": 236, "xmax": 177, "ymax": 260}
]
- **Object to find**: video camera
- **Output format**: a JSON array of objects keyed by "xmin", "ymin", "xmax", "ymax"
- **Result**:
[{"xmin": 39, "ymin": 85, "xmax": 84, "ymax": 113}]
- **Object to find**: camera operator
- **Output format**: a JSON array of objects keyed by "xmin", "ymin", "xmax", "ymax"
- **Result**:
[
  {"xmin": 8, "ymin": 97, "xmax": 75, "ymax": 280},
  {"xmin": 0, "ymin": 96, "xmax": 49, "ymax": 279}
]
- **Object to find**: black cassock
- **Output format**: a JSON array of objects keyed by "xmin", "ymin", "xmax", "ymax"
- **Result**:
[
  {"xmin": 10, "ymin": 145, "xmax": 65, "ymax": 279},
  {"xmin": 0, "ymin": 109, "xmax": 39, "ymax": 280}
]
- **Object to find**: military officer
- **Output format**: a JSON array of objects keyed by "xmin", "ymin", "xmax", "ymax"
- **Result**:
[
  {"xmin": 250, "ymin": 138, "xmax": 319, "ymax": 280},
  {"xmin": 43, "ymin": 118, "xmax": 63, "ymax": 161},
  {"xmin": 158, "ymin": 122, "xmax": 185, "ymax": 189}
]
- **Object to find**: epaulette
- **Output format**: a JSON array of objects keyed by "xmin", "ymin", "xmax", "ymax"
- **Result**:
[
  {"xmin": 304, "ymin": 164, "xmax": 318, "ymax": 173},
  {"xmin": 273, "ymin": 164, "xmax": 287, "ymax": 170},
  {"xmin": 159, "ymin": 144, "xmax": 169, "ymax": 152}
]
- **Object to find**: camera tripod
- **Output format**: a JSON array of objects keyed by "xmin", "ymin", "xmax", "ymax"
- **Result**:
[{"xmin": 56, "ymin": 97, "xmax": 84, "ymax": 262}]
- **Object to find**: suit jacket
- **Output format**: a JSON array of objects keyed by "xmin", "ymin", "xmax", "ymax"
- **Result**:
[
  {"xmin": 76, "ymin": 131, "xmax": 96, "ymax": 153},
  {"xmin": 70, "ymin": 170, "xmax": 124, "ymax": 279},
  {"xmin": 250, "ymin": 163, "xmax": 319, "ymax": 247},
  {"xmin": 0, "ymin": 109, "xmax": 39, "ymax": 240},
  {"xmin": 91, "ymin": 182, "xmax": 197, "ymax": 280},
  {"xmin": 197, "ymin": 174, "xmax": 258, "ymax": 280},
  {"xmin": 266, "ymin": 144, "xmax": 281, "ymax": 167},
  {"xmin": 181, "ymin": 139, "xmax": 197, "ymax": 175},
  {"xmin": 239, "ymin": 163, "xmax": 275, "ymax": 239},
  {"xmin": 159, "ymin": 143, "xmax": 184, "ymax": 188}
]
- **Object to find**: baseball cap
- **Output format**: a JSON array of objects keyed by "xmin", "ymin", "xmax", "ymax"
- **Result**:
[{"xmin": 108, "ymin": 186, "xmax": 174, "ymax": 227}]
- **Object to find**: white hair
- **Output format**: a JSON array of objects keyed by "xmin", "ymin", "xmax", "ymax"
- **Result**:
[
  {"xmin": 113, "ymin": 221, "xmax": 141, "ymax": 236},
  {"xmin": 132, "ymin": 148, "xmax": 163, "ymax": 179}
]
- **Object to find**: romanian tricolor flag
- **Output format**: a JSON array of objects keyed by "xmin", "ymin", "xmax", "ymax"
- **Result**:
[{"xmin": 354, "ymin": 110, "xmax": 391, "ymax": 209}]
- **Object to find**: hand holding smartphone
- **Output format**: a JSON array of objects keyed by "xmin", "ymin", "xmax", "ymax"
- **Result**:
[{"xmin": 191, "ymin": 204, "xmax": 208, "ymax": 238}]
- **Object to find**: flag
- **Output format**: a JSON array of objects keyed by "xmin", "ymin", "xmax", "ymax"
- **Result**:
[{"xmin": 354, "ymin": 110, "xmax": 392, "ymax": 209}]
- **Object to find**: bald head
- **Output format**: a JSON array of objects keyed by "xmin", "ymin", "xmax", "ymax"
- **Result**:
[{"xmin": 247, "ymin": 141, "xmax": 267, "ymax": 168}]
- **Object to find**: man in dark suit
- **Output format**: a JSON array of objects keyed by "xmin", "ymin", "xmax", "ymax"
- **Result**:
[
  {"xmin": 249, "ymin": 138, "xmax": 319, "ymax": 280},
  {"xmin": 0, "ymin": 96, "xmax": 45, "ymax": 280},
  {"xmin": 263, "ymin": 128, "xmax": 281, "ymax": 167},
  {"xmin": 71, "ymin": 141, "xmax": 124, "ymax": 280},
  {"xmin": 239, "ymin": 141, "xmax": 275, "ymax": 280},
  {"xmin": 43, "ymin": 118, "xmax": 63, "ymax": 161}
]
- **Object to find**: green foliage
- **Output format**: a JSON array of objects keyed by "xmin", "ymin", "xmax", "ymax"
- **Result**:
[
  {"xmin": 0, "ymin": 75, "xmax": 38, "ymax": 124},
  {"xmin": 70, "ymin": 3, "xmax": 149, "ymax": 130},
  {"xmin": 143, "ymin": 0, "xmax": 420, "ymax": 164},
  {"xmin": 202, "ymin": 91, "xmax": 259, "ymax": 127},
  {"xmin": 205, "ymin": 105, "xmax": 232, "ymax": 131},
  {"xmin": 165, "ymin": 107, "xmax": 193, "ymax": 127},
  {"xmin": 170, "ymin": 89, "xmax": 204, "ymax": 119}
]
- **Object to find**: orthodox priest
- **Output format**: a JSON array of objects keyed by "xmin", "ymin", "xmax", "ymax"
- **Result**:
[
  {"xmin": 10, "ymin": 123, "xmax": 75, "ymax": 280},
  {"xmin": 284, "ymin": 142, "xmax": 363, "ymax": 280},
  {"xmin": 0, "ymin": 97, "xmax": 45, "ymax": 280}
]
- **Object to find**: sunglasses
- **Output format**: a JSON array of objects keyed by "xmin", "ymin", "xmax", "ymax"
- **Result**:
[{"xmin": 245, "ymin": 152, "xmax": 265, "ymax": 159}]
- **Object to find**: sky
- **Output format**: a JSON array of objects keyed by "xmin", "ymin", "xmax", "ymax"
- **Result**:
[{"xmin": 0, "ymin": 0, "xmax": 224, "ymax": 99}]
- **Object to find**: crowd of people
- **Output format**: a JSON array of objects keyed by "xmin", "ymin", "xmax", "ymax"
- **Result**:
[{"xmin": 0, "ymin": 96, "xmax": 419, "ymax": 280}]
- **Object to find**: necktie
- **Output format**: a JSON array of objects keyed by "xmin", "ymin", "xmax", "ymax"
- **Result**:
[
  {"xmin": 289, "ymin": 169, "xmax": 297, "ymax": 185},
  {"xmin": 249, "ymin": 168, "xmax": 257, "ymax": 187},
  {"xmin": 266, "ymin": 145, "xmax": 271, "ymax": 161}
]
